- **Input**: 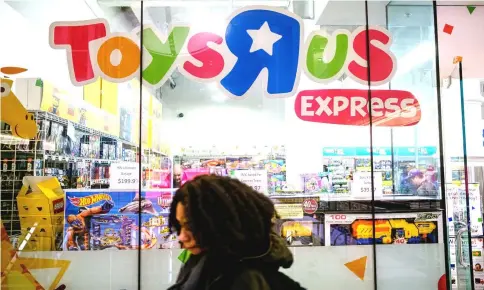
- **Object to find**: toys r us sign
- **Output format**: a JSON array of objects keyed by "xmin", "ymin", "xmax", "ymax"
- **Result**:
[{"xmin": 50, "ymin": 6, "xmax": 420, "ymax": 127}]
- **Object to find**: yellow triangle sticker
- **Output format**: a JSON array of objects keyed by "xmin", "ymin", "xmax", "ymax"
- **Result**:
[{"xmin": 345, "ymin": 256, "xmax": 367, "ymax": 281}]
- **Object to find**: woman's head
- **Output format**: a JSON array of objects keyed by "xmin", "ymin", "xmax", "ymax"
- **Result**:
[{"xmin": 169, "ymin": 175, "xmax": 275, "ymax": 258}]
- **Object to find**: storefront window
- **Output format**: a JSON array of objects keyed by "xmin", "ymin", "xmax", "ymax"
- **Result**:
[{"xmin": 2, "ymin": 1, "xmax": 483, "ymax": 289}]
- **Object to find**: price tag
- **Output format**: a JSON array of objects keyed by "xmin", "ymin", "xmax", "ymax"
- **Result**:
[
  {"xmin": 274, "ymin": 203, "xmax": 303, "ymax": 219},
  {"xmin": 231, "ymin": 169, "xmax": 268, "ymax": 195},
  {"xmin": 352, "ymin": 171, "xmax": 383, "ymax": 199},
  {"xmin": 110, "ymin": 162, "xmax": 140, "ymax": 190}
]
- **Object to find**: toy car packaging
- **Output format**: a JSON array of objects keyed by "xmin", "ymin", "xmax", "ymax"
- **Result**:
[
  {"xmin": 326, "ymin": 212, "xmax": 443, "ymax": 246},
  {"xmin": 63, "ymin": 190, "xmax": 179, "ymax": 251},
  {"xmin": 63, "ymin": 190, "xmax": 126, "ymax": 251},
  {"xmin": 91, "ymin": 215, "xmax": 136, "ymax": 250}
]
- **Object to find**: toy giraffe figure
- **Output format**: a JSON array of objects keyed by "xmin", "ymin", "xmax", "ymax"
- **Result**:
[{"xmin": 1, "ymin": 67, "xmax": 38, "ymax": 139}]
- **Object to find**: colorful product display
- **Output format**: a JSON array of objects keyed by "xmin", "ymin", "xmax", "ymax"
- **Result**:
[
  {"xmin": 271, "ymin": 196, "xmax": 324, "ymax": 247},
  {"xmin": 325, "ymin": 212, "xmax": 443, "ymax": 246},
  {"xmin": 320, "ymin": 147, "xmax": 440, "ymax": 198},
  {"xmin": 63, "ymin": 190, "xmax": 178, "ymax": 251},
  {"xmin": 300, "ymin": 173, "xmax": 331, "ymax": 193},
  {"xmin": 449, "ymin": 237, "xmax": 484, "ymax": 289},
  {"xmin": 174, "ymin": 156, "xmax": 286, "ymax": 192}
]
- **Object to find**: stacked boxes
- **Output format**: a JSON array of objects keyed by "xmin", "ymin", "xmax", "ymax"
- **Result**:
[{"xmin": 16, "ymin": 177, "xmax": 65, "ymax": 251}]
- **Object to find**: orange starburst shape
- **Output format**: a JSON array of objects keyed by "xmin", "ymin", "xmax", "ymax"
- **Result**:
[{"xmin": 1, "ymin": 222, "xmax": 69, "ymax": 290}]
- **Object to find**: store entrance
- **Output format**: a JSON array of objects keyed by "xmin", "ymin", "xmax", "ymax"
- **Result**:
[
  {"xmin": 441, "ymin": 48, "xmax": 484, "ymax": 290},
  {"xmin": 4, "ymin": 0, "xmax": 484, "ymax": 289}
]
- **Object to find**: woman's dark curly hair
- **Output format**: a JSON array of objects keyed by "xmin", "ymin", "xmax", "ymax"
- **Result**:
[{"xmin": 169, "ymin": 174, "xmax": 276, "ymax": 258}]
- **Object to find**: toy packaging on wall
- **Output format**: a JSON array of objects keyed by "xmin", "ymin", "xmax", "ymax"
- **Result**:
[
  {"xmin": 301, "ymin": 173, "xmax": 331, "ymax": 193},
  {"xmin": 322, "ymin": 147, "xmax": 439, "ymax": 197},
  {"xmin": 180, "ymin": 168, "xmax": 209, "ymax": 185},
  {"xmin": 140, "ymin": 191, "xmax": 179, "ymax": 249},
  {"xmin": 145, "ymin": 169, "xmax": 171, "ymax": 189},
  {"xmin": 63, "ymin": 190, "xmax": 178, "ymax": 251},
  {"xmin": 225, "ymin": 157, "xmax": 263, "ymax": 170},
  {"xmin": 472, "ymin": 238, "xmax": 484, "ymax": 289},
  {"xmin": 325, "ymin": 159, "xmax": 351, "ymax": 195},
  {"xmin": 200, "ymin": 159, "xmax": 228, "ymax": 176},
  {"xmin": 271, "ymin": 196, "xmax": 323, "ymax": 246},
  {"xmin": 91, "ymin": 215, "xmax": 136, "ymax": 250},
  {"xmin": 448, "ymin": 237, "xmax": 484, "ymax": 289},
  {"xmin": 325, "ymin": 212, "xmax": 443, "ymax": 246},
  {"xmin": 264, "ymin": 159, "xmax": 287, "ymax": 193}
]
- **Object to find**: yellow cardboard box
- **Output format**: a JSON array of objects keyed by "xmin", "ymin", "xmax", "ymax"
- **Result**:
[
  {"xmin": 20, "ymin": 224, "xmax": 63, "ymax": 238},
  {"xmin": 16, "ymin": 234, "xmax": 53, "ymax": 251},
  {"xmin": 16, "ymin": 176, "xmax": 65, "ymax": 234}
]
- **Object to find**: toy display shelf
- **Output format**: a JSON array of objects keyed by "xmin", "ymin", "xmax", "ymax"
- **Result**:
[
  {"xmin": 0, "ymin": 110, "xmax": 165, "ymax": 237},
  {"xmin": 33, "ymin": 110, "xmax": 119, "ymax": 140},
  {"xmin": 1, "ymin": 115, "xmax": 48, "ymax": 237},
  {"xmin": 268, "ymin": 192, "xmax": 442, "ymax": 201},
  {"xmin": 175, "ymin": 144, "xmax": 286, "ymax": 159}
]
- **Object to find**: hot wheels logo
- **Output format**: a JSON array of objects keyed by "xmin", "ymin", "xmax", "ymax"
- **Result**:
[
  {"xmin": 294, "ymin": 89, "xmax": 421, "ymax": 127},
  {"xmin": 68, "ymin": 193, "xmax": 112, "ymax": 207}
]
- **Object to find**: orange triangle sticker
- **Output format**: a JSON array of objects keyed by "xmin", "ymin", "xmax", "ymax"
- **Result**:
[{"xmin": 345, "ymin": 256, "xmax": 367, "ymax": 281}]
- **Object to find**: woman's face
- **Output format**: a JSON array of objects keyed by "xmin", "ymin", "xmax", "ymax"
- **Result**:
[{"xmin": 176, "ymin": 203, "xmax": 202, "ymax": 255}]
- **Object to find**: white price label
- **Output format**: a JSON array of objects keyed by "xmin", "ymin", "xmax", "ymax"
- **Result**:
[
  {"xmin": 232, "ymin": 170, "xmax": 268, "ymax": 195},
  {"xmin": 110, "ymin": 163, "xmax": 140, "ymax": 190},
  {"xmin": 352, "ymin": 171, "xmax": 383, "ymax": 198}
]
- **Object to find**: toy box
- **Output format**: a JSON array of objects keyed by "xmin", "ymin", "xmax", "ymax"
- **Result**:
[
  {"xmin": 64, "ymin": 190, "xmax": 179, "ymax": 251},
  {"xmin": 325, "ymin": 212, "xmax": 443, "ymax": 246},
  {"xmin": 16, "ymin": 176, "xmax": 65, "ymax": 251},
  {"xmin": 63, "ymin": 190, "xmax": 122, "ymax": 250},
  {"xmin": 271, "ymin": 196, "xmax": 324, "ymax": 246},
  {"xmin": 300, "ymin": 174, "xmax": 331, "ymax": 193},
  {"xmin": 265, "ymin": 160, "xmax": 287, "ymax": 193},
  {"xmin": 141, "ymin": 191, "xmax": 179, "ymax": 249},
  {"xmin": 91, "ymin": 215, "xmax": 136, "ymax": 250},
  {"xmin": 181, "ymin": 168, "xmax": 209, "ymax": 185}
]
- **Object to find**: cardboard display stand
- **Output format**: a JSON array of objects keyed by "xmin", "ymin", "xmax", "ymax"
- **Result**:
[{"xmin": 16, "ymin": 177, "xmax": 65, "ymax": 251}]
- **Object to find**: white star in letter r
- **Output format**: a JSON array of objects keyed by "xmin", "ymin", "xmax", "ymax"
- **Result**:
[{"xmin": 247, "ymin": 22, "xmax": 283, "ymax": 56}]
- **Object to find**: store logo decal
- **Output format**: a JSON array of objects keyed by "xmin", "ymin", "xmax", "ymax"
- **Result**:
[
  {"xmin": 49, "ymin": 6, "xmax": 396, "ymax": 99},
  {"xmin": 295, "ymin": 89, "xmax": 421, "ymax": 126},
  {"xmin": 68, "ymin": 193, "xmax": 112, "ymax": 207}
]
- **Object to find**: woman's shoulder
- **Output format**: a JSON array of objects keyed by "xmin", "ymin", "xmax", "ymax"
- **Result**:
[
  {"xmin": 228, "ymin": 268, "xmax": 271, "ymax": 290},
  {"xmin": 225, "ymin": 268, "xmax": 306, "ymax": 290}
]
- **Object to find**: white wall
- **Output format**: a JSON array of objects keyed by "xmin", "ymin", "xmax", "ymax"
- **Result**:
[{"xmin": 17, "ymin": 245, "xmax": 445, "ymax": 290}]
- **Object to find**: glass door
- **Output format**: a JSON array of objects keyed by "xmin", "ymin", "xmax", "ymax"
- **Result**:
[
  {"xmin": 435, "ymin": 3, "xmax": 484, "ymax": 289},
  {"xmin": 446, "ymin": 61, "xmax": 475, "ymax": 290},
  {"xmin": 442, "ymin": 58, "xmax": 476, "ymax": 290}
]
